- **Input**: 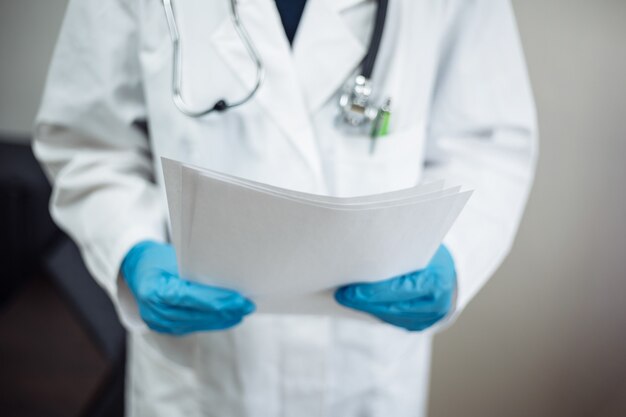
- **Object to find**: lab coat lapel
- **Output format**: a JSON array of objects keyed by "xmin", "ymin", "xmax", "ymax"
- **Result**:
[
  {"xmin": 293, "ymin": 0, "xmax": 368, "ymax": 112},
  {"xmin": 210, "ymin": 0, "xmax": 322, "ymax": 178}
]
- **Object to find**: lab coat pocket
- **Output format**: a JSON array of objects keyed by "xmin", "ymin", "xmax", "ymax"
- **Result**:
[{"xmin": 335, "ymin": 124, "xmax": 426, "ymax": 196}]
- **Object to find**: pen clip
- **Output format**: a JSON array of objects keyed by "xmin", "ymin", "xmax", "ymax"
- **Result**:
[{"xmin": 370, "ymin": 98, "xmax": 392, "ymax": 154}]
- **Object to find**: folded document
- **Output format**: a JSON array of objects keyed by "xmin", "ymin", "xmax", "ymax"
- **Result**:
[{"xmin": 162, "ymin": 158, "xmax": 471, "ymax": 320}]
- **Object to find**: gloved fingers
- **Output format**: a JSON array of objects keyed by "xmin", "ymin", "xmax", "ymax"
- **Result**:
[
  {"xmin": 376, "ymin": 308, "xmax": 445, "ymax": 322},
  {"xmin": 154, "ymin": 276, "xmax": 255, "ymax": 314},
  {"xmin": 336, "ymin": 245, "xmax": 456, "ymax": 305},
  {"xmin": 146, "ymin": 301, "xmax": 252, "ymax": 325},
  {"xmin": 373, "ymin": 309, "xmax": 447, "ymax": 324},
  {"xmin": 139, "ymin": 305, "xmax": 198, "ymax": 333},
  {"xmin": 336, "ymin": 286, "xmax": 446, "ymax": 312},
  {"xmin": 141, "ymin": 304, "xmax": 247, "ymax": 335},
  {"xmin": 340, "ymin": 299, "xmax": 446, "ymax": 322},
  {"xmin": 336, "ymin": 291, "xmax": 451, "ymax": 321},
  {"xmin": 384, "ymin": 295, "xmax": 453, "ymax": 316},
  {"xmin": 139, "ymin": 308, "xmax": 188, "ymax": 335},
  {"xmin": 334, "ymin": 300, "xmax": 443, "ymax": 331},
  {"xmin": 336, "ymin": 270, "xmax": 446, "ymax": 304},
  {"xmin": 374, "ymin": 313, "xmax": 447, "ymax": 332},
  {"xmin": 174, "ymin": 317, "xmax": 243, "ymax": 334}
]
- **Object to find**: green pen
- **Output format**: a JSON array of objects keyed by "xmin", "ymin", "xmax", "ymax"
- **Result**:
[{"xmin": 370, "ymin": 98, "xmax": 391, "ymax": 154}]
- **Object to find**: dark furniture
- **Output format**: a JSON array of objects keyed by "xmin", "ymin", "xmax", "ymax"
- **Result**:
[{"xmin": 0, "ymin": 139, "xmax": 126, "ymax": 417}]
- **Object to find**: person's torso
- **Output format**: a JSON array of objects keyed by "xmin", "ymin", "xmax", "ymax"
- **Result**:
[
  {"xmin": 129, "ymin": 1, "xmax": 448, "ymax": 416},
  {"xmin": 138, "ymin": 0, "xmax": 447, "ymax": 197}
]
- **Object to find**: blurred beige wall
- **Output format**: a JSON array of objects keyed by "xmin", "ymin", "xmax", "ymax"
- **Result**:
[
  {"xmin": 430, "ymin": 1, "xmax": 626, "ymax": 417},
  {"xmin": 1, "ymin": 1, "xmax": 625, "ymax": 416},
  {"xmin": 0, "ymin": 0, "xmax": 67, "ymax": 140}
]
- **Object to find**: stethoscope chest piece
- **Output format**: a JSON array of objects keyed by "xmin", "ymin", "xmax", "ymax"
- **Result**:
[
  {"xmin": 339, "ymin": 75, "xmax": 379, "ymax": 127},
  {"xmin": 338, "ymin": 75, "xmax": 392, "ymax": 143}
]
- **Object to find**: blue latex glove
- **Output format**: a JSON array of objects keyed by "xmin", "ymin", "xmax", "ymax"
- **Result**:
[
  {"xmin": 121, "ymin": 241, "xmax": 255, "ymax": 335},
  {"xmin": 335, "ymin": 245, "xmax": 456, "ymax": 331}
]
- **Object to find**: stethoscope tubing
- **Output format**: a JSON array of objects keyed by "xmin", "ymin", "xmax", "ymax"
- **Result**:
[
  {"xmin": 162, "ymin": 0, "xmax": 265, "ymax": 117},
  {"xmin": 162, "ymin": 0, "xmax": 385, "ymax": 119}
]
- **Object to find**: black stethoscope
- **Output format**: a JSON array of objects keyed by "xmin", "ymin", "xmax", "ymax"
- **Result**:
[{"xmin": 162, "ymin": 0, "xmax": 389, "ymax": 134}]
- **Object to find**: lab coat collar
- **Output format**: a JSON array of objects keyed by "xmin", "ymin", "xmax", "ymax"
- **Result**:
[
  {"xmin": 211, "ymin": 0, "xmax": 323, "ymax": 178},
  {"xmin": 210, "ymin": 0, "xmax": 368, "ymax": 176},
  {"xmin": 333, "ymin": 0, "xmax": 371, "ymax": 12},
  {"xmin": 293, "ymin": 0, "xmax": 368, "ymax": 112}
]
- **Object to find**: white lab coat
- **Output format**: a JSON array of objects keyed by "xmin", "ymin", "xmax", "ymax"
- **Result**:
[{"xmin": 34, "ymin": 0, "xmax": 537, "ymax": 416}]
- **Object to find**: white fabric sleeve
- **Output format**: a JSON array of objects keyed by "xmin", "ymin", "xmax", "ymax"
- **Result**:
[
  {"xmin": 32, "ymin": 0, "xmax": 166, "ymax": 331},
  {"xmin": 423, "ymin": 0, "xmax": 539, "ymax": 328}
]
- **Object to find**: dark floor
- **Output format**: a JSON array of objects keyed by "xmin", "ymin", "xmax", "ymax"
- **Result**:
[{"xmin": 0, "ymin": 276, "xmax": 107, "ymax": 417}]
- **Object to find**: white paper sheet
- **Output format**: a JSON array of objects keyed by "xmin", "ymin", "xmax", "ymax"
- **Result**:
[{"xmin": 161, "ymin": 157, "xmax": 471, "ymax": 320}]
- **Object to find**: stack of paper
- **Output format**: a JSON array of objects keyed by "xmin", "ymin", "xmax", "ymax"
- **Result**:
[{"xmin": 162, "ymin": 158, "xmax": 471, "ymax": 320}]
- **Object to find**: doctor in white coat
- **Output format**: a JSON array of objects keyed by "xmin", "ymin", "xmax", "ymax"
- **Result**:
[{"xmin": 33, "ymin": 0, "xmax": 538, "ymax": 416}]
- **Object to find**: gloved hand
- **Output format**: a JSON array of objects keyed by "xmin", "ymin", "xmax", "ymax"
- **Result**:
[
  {"xmin": 121, "ymin": 241, "xmax": 255, "ymax": 335},
  {"xmin": 335, "ymin": 245, "xmax": 456, "ymax": 331}
]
